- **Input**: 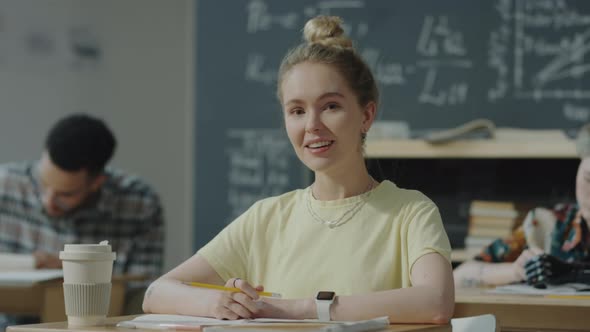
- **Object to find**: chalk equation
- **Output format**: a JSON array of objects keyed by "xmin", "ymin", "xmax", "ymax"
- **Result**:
[
  {"xmin": 225, "ymin": 128, "xmax": 297, "ymax": 222},
  {"xmin": 242, "ymin": 0, "xmax": 590, "ymax": 120}
]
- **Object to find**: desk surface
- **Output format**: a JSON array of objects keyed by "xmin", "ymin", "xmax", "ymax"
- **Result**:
[
  {"xmin": 0, "ymin": 275, "xmax": 141, "ymax": 322},
  {"xmin": 7, "ymin": 315, "xmax": 451, "ymax": 332},
  {"xmin": 456, "ymin": 287, "xmax": 590, "ymax": 306},
  {"xmin": 455, "ymin": 287, "xmax": 590, "ymax": 331}
]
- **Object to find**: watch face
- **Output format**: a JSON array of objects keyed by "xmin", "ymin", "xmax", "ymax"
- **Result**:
[{"xmin": 316, "ymin": 291, "xmax": 336, "ymax": 301}]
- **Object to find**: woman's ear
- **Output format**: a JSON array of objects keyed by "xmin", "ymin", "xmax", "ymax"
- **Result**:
[{"xmin": 362, "ymin": 101, "xmax": 377, "ymax": 131}]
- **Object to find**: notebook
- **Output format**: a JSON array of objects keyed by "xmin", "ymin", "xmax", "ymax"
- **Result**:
[
  {"xmin": 0, "ymin": 253, "xmax": 35, "ymax": 271},
  {"xmin": 117, "ymin": 314, "xmax": 389, "ymax": 332},
  {"xmin": 0, "ymin": 270, "xmax": 63, "ymax": 286},
  {"xmin": 489, "ymin": 283, "xmax": 590, "ymax": 295}
]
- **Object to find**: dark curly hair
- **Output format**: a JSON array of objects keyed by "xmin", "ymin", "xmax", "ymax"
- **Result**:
[{"xmin": 45, "ymin": 113, "xmax": 116, "ymax": 176}]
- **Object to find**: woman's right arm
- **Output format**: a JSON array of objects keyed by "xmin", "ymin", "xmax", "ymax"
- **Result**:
[
  {"xmin": 453, "ymin": 248, "xmax": 542, "ymax": 287},
  {"xmin": 455, "ymin": 206, "xmax": 557, "ymax": 287},
  {"xmin": 142, "ymin": 253, "xmax": 261, "ymax": 319}
]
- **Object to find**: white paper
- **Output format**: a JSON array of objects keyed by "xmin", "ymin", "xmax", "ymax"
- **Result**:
[
  {"xmin": 0, "ymin": 269, "xmax": 63, "ymax": 286},
  {"xmin": 0, "ymin": 253, "xmax": 35, "ymax": 271},
  {"xmin": 117, "ymin": 314, "xmax": 390, "ymax": 332},
  {"xmin": 489, "ymin": 283, "xmax": 590, "ymax": 295}
]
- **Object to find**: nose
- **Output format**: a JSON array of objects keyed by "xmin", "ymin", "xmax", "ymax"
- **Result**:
[{"xmin": 305, "ymin": 109, "xmax": 322, "ymax": 133}]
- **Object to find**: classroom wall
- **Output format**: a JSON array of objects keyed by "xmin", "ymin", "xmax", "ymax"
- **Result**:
[{"xmin": 0, "ymin": 0, "xmax": 194, "ymax": 271}]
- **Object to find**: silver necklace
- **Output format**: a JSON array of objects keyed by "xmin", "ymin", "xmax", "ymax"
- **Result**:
[{"xmin": 306, "ymin": 179, "xmax": 375, "ymax": 229}]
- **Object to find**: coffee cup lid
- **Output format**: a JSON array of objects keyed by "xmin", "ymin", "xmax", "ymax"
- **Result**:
[{"xmin": 59, "ymin": 240, "xmax": 116, "ymax": 261}]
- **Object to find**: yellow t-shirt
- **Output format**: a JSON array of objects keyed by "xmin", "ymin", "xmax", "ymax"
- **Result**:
[{"xmin": 198, "ymin": 180, "xmax": 451, "ymax": 299}]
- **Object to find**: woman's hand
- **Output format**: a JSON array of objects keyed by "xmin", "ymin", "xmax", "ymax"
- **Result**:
[
  {"xmin": 525, "ymin": 254, "xmax": 577, "ymax": 287},
  {"xmin": 33, "ymin": 250, "xmax": 62, "ymax": 269},
  {"xmin": 511, "ymin": 248, "xmax": 543, "ymax": 281},
  {"xmin": 207, "ymin": 278, "xmax": 264, "ymax": 320}
]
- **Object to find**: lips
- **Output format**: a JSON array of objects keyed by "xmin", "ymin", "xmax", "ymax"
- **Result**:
[{"xmin": 306, "ymin": 140, "xmax": 334, "ymax": 149}]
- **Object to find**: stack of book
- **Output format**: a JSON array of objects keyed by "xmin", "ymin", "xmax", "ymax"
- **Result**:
[{"xmin": 464, "ymin": 200, "xmax": 519, "ymax": 256}]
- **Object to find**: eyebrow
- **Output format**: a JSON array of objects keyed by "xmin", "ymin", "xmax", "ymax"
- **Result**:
[{"xmin": 284, "ymin": 91, "xmax": 346, "ymax": 107}]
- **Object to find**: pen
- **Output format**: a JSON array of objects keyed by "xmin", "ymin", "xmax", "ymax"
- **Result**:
[{"xmin": 182, "ymin": 281, "xmax": 282, "ymax": 298}]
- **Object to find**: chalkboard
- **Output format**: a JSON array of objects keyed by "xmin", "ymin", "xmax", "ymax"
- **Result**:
[{"xmin": 193, "ymin": 0, "xmax": 590, "ymax": 249}]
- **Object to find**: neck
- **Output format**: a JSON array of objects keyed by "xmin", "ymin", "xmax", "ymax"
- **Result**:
[{"xmin": 312, "ymin": 170, "xmax": 376, "ymax": 201}]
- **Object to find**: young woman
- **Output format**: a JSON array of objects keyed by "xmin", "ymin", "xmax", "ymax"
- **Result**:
[
  {"xmin": 143, "ymin": 16, "xmax": 454, "ymax": 324},
  {"xmin": 454, "ymin": 124, "xmax": 590, "ymax": 288}
]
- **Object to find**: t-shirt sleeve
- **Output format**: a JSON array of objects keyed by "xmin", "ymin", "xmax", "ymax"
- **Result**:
[
  {"xmin": 406, "ymin": 200, "xmax": 452, "ymax": 272},
  {"xmin": 197, "ymin": 204, "xmax": 257, "ymax": 282}
]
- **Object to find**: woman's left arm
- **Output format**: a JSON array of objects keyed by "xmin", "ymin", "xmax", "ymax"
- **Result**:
[
  {"xmin": 329, "ymin": 252, "xmax": 454, "ymax": 323},
  {"xmin": 258, "ymin": 252, "xmax": 454, "ymax": 323}
]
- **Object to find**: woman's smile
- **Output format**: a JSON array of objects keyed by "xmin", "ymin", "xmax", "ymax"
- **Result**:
[{"xmin": 305, "ymin": 140, "xmax": 335, "ymax": 154}]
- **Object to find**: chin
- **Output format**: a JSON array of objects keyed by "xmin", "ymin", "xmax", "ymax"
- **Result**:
[
  {"xmin": 45, "ymin": 208, "xmax": 65, "ymax": 217},
  {"xmin": 303, "ymin": 161, "xmax": 333, "ymax": 173}
]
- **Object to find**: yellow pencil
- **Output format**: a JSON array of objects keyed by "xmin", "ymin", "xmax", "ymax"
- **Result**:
[
  {"xmin": 545, "ymin": 294, "xmax": 590, "ymax": 300},
  {"xmin": 182, "ymin": 281, "xmax": 282, "ymax": 298}
]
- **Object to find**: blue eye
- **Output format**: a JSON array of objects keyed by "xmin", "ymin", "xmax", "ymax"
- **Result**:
[
  {"xmin": 289, "ymin": 108, "xmax": 305, "ymax": 115},
  {"xmin": 323, "ymin": 103, "xmax": 339, "ymax": 111}
]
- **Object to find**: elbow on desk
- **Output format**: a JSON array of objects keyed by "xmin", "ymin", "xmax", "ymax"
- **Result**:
[
  {"xmin": 389, "ymin": 289, "xmax": 454, "ymax": 324},
  {"xmin": 141, "ymin": 295, "xmax": 152, "ymax": 313},
  {"xmin": 426, "ymin": 290, "xmax": 455, "ymax": 324},
  {"xmin": 427, "ymin": 302, "xmax": 454, "ymax": 324},
  {"xmin": 430, "ymin": 310, "xmax": 453, "ymax": 324},
  {"xmin": 142, "ymin": 299, "xmax": 152, "ymax": 314},
  {"xmin": 141, "ymin": 282, "xmax": 157, "ymax": 313}
]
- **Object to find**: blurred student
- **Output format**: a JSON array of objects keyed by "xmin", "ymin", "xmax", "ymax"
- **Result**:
[
  {"xmin": 454, "ymin": 124, "xmax": 590, "ymax": 288},
  {"xmin": 0, "ymin": 114, "xmax": 164, "ymax": 316},
  {"xmin": 143, "ymin": 16, "xmax": 454, "ymax": 324}
]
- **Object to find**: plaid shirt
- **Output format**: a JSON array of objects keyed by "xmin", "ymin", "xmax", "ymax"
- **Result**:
[
  {"xmin": 476, "ymin": 204, "xmax": 590, "ymax": 263},
  {"xmin": 0, "ymin": 162, "xmax": 164, "ymax": 285}
]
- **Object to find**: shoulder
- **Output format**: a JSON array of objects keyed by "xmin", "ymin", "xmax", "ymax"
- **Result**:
[
  {"xmin": 103, "ymin": 168, "xmax": 160, "ymax": 198},
  {"xmin": 248, "ymin": 188, "xmax": 304, "ymax": 213},
  {"xmin": 0, "ymin": 162, "xmax": 36, "ymax": 194},
  {"xmin": 99, "ymin": 168, "xmax": 163, "ymax": 217},
  {"xmin": 0, "ymin": 162, "xmax": 33, "ymax": 182},
  {"xmin": 230, "ymin": 188, "xmax": 304, "ymax": 229},
  {"xmin": 375, "ymin": 180, "xmax": 438, "ymax": 212},
  {"xmin": 372, "ymin": 180, "xmax": 440, "ymax": 229}
]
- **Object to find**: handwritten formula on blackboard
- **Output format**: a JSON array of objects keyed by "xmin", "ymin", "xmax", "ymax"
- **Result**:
[{"xmin": 193, "ymin": 0, "xmax": 590, "ymax": 248}]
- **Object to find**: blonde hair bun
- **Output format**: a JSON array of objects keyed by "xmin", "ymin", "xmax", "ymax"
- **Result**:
[{"xmin": 303, "ymin": 16, "xmax": 353, "ymax": 49}]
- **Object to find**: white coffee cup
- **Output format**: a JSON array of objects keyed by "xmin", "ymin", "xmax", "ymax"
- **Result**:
[{"xmin": 59, "ymin": 240, "xmax": 116, "ymax": 327}]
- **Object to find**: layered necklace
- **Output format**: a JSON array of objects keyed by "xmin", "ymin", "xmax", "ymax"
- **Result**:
[{"xmin": 306, "ymin": 178, "xmax": 376, "ymax": 229}]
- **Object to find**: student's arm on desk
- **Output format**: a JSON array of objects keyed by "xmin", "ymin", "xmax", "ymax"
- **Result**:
[
  {"xmin": 453, "ymin": 248, "xmax": 542, "ymax": 287},
  {"xmin": 143, "ymin": 253, "xmax": 274, "ymax": 320},
  {"xmin": 32, "ymin": 251, "xmax": 62, "ymax": 269},
  {"xmin": 310, "ymin": 252, "xmax": 454, "ymax": 324},
  {"xmin": 143, "ymin": 252, "xmax": 454, "ymax": 324}
]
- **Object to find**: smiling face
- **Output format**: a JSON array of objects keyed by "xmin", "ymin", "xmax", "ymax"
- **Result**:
[{"xmin": 280, "ymin": 62, "xmax": 375, "ymax": 174}]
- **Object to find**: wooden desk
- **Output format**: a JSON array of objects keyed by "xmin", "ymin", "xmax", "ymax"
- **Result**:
[
  {"xmin": 0, "ymin": 276, "xmax": 135, "ymax": 322},
  {"xmin": 6, "ymin": 315, "xmax": 451, "ymax": 332},
  {"xmin": 455, "ymin": 287, "xmax": 590, "ymax": 331}
]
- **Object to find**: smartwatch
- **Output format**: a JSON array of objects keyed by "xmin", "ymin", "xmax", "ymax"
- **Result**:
[{"xmin": 315, "ymin": 291, "xmax": 336, "ymax": 321}]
